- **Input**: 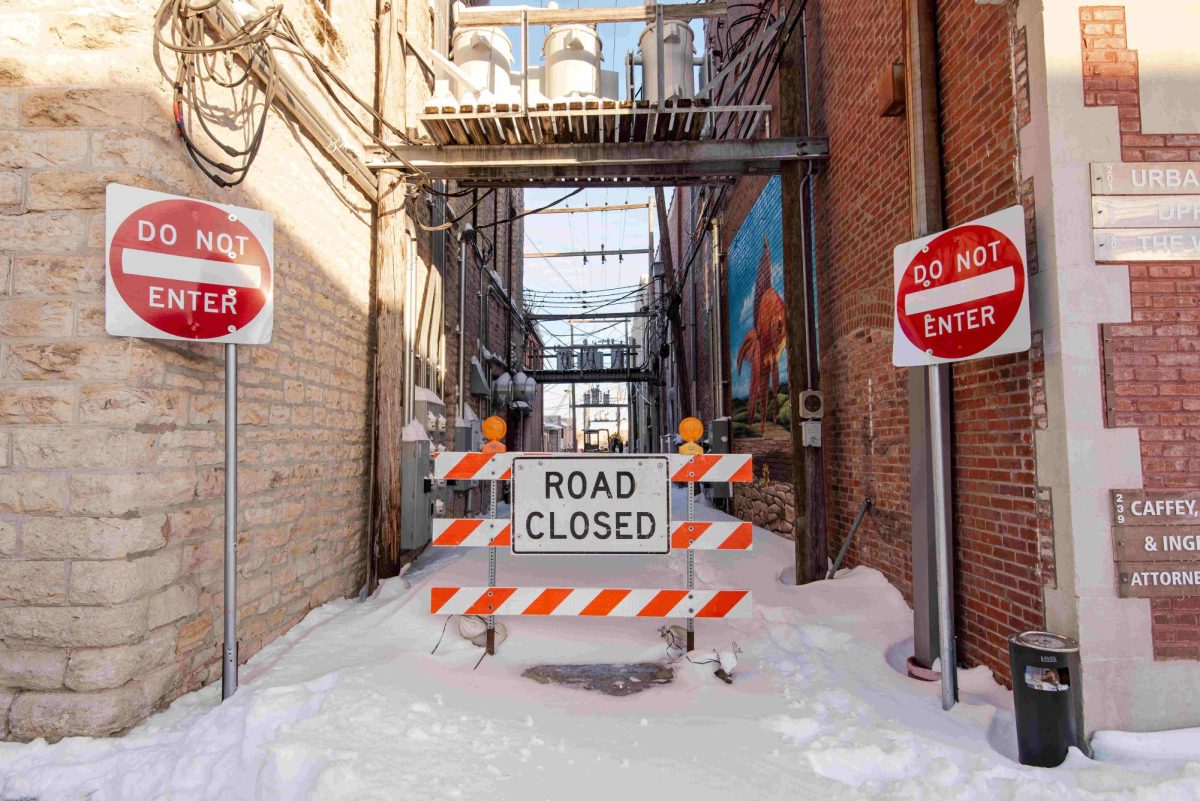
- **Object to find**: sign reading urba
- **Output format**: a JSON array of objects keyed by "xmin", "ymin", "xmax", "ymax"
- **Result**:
[{"xmin": 1111, "ymin": 490, "xmax": 1200, "ymax": 598}]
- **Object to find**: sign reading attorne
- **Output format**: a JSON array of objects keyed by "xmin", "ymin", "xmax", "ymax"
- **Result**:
[
  {"xmin": 1111, "ymin": 490, "xmax": 1200, "ymax": 598},
  {"xmin": 511, "ymin": 456, "xmax": 670, "ymax": 554}
]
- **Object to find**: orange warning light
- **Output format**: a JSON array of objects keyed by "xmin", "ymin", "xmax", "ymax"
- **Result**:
[
  {"xmin": 481, "ymin": 440, "xmax": 507, "ymax": 454},
  {"xmin": 678, "ymin": 416, "xmax": 704, "ymax": 442},
  {"xmin": 482, "ymin": 415, "xmax": 507, "ymax": 442}
]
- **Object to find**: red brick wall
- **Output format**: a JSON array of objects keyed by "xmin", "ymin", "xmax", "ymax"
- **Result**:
[
  {"xmin": 1082, "ymin": 6, "xmax": 1200, "ymax": 661},
  {"xmin": 811, "ymin": 0, "xmax": 1046, "ymax": 681}
]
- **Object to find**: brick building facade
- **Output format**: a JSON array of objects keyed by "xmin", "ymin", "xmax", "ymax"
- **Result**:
[{"xmin": 672, "ymin": 0, "xmax": 1200, "ymax": 734}]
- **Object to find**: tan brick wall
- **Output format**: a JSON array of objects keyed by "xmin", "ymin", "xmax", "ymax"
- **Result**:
[{"xmin": 1, "ymin": 0, "xmax": 381, "ymax": 739}]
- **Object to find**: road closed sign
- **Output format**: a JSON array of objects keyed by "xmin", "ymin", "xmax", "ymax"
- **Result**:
[
  {"xmin": 511, "ymin": 456, "xmax": 670, "ymax": 554},
  {"xmin": 106, "ymin": 184, "xmax": 273, "ymax": 343},
  {"xmin": 892, "ymin": 205, "xmax": 1029, "ymax": 367}
]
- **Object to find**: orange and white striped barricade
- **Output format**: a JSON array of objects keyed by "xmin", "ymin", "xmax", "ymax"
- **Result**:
[
  {"xmin": 428, "ymin": 452, "xmax": 754, "ymax": 652},
  {"xmin": 430, "ymin": 587, "xmax": 752, "ymax": 618},
  {"xmin": 433, "ymin": 519, "xmax": 751, "ymax": 551}
]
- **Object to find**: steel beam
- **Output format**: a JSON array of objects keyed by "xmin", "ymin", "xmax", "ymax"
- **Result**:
[
  {"xmin": 367, "ymin": 139, "xmax": 828, "ymax": 185},
  {"xmin": 529, "ymin": 369, "xmax": 662, "ymax": 385},
  {"xmin": 455, "ymin": 2, "xmax": 727, "ymax": 27}
]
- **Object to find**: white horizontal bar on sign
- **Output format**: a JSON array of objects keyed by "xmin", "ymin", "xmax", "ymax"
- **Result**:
[
  {"xmin": 903, "ymin": 267, "xmax": 1015, "ymax": 315},
  {"xmin": 431, "ymin": 451, "xmax": 514, "ymax": 480},
  {"xmin": 432, "ymin": 518, "xmax": 511, "ymax": 547},
  {"xmin": 123, "ymin": 249, "xmax": 261, "ymax": 289},
  {"xmin": 670, "ymin": 521, "xmax": 752, "ymax": 550},
  {"xmin": 1092, "ymin": 195, "xmax": 1200, "ymax": 228},
  {"xmin": 1092, "ymin": 162, "xmax": 1200, "ymax": 196},
  {"xmin": 1094, "ymin": 228, "xmax": 1200, "ymax": 262},
  {"xmin": 668, "ymin": 453, "xmax": 753, "ymax": 483},
  {"xmin": 430, "ymin": 587, "xmax": 753, "ymax": 618}
]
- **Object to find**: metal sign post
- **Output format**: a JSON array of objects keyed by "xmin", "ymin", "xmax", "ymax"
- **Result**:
[
  {"xmin": 678, "ymin": 417, "xmax": 705, "ymax": 652},
  {"xmin": 687, "ymin": 484, "xmax": 695, "ymax": 652},
  {"xmin": 926, "ymin": 365, "xmax": 955, "ymax": 709},
  {"xmin": 223, "ymin": 344, "xmax": 238, "ymax": 699},
  {"xmin": 487, "ymin": 479, "xmax": 497, "ymax": 655}
]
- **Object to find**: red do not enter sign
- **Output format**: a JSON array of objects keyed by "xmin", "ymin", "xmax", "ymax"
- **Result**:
[
  {"xmin": 891, "ymin": 206, "xmax": 1029, "ymax": 367},
  {"xmin": 105, "ymin": 184, "xmax": 273, "ymax": 344}
]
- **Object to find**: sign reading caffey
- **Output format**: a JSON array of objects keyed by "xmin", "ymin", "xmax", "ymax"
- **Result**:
[
  {"xmin": 1111, "ymin": 490, "xmax": 1200, "ymax": 598},
  {"xmin": 510, "ymin": 456, "xmax": 670, "ymax": 554}
]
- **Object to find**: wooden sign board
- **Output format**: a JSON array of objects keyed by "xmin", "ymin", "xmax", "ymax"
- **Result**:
[
  {"xmin": 1111, "ymin": 490, "xmax": 1200, "ymax": 527},
  {"xmin": 1113, "ymin": 526, "xmax": 1200, "ymax": 562},
  {"xmin": 1118, "ymin": 563, "xmax": 1200, "ymax": 598},
  {"xmin": 1091, "ymin": 162, "xmax": 1200, "ymax": 196},
  {"xmin": 1094, "ymin": 229, "xmax": 1200, "ymax": 261},
  {"xmin": 1111, "ymin": 491, "xmax": 1200, "ymax": 597},
  {"xmin": 1092, "ymin": 196, "xmax": 1200, "ymax": 228}
]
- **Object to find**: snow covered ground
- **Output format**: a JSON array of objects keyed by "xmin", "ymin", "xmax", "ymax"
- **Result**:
[{"xmin": 2, "ymin": 489, "xmax": 1199, "ymax": 800}]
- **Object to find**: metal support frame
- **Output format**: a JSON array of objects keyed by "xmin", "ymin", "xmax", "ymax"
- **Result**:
[
  {"xmin": 487, "ymin": 479, "xmax": 497, "ymax": 655},
  {"xmin": 686, "ymin": 482, "xmax": 695, "ymax": 651},
  {"xmin": 454, "ymin": 1, "xmax": 728, "ymax": 26},
  {"xmin": 367, "ymin": 139, "xmax": 829, "ymax": 187},
  {"xmin": 527, "ymin": 369, "xmax": 661, "ymax": 385}
]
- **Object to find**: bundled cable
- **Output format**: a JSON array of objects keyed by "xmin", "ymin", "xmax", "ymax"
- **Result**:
[{"xmin": 154, "ymin": 0, "xmax": 426, "ymax": 189}]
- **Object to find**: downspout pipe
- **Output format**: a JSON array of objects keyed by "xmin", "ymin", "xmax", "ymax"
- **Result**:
[{"xmin": 458, "ymin": 224, "xmax": 475, "ymax": 418}]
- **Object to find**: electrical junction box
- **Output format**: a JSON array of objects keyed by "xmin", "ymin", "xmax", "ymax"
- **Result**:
[
  {"xmin": 413, "ymin": 386, "xmax": 447, "ymax": 449},
  {"xmin": 799, "ymin": 390, "xmax": 825, "ymax": 419},
  {"xmin": 399, "ymin": 437, "xmax": 433, "ymax": 551},
  {"xmin": 802, "ymin": 420, "xmax": 822, "ymax": 448},
  {"xmin": 451, "ymin": 412, "xmax": 482, "ymax": 493},
  {"xmin": 704, "ymin": 417, "xmax": 733, "ymax": 502}
]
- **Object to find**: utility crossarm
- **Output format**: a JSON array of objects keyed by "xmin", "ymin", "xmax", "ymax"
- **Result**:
[
  {"xmin": 534, "ymin": 202, "xmax": 651, "ymax": 215},
  {"xmin": 571, "ymin": 403, "xmax": 632, "ymax": 409},
  {"xmin": 528, "ymin": 369, "xmax": 662, "ymax": 385},
  {"xmin": 529, "ymin": 311, "xmax": 653, "ymax": 322},
  {"xmin": 454, "ymin": 2, "xmax": 727, "ymax": 26},
  {"xmin": 526, "ymin": 248, "xmax": 649, "ymax": 259},
  {"xmin": 367, "ymin": 139, "xmax": 829, "ymax": 187}
]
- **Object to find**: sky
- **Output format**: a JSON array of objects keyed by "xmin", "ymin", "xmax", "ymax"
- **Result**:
[{"xmin": 489, "ymin": 0, "xmax": 705, "ymax": 445}]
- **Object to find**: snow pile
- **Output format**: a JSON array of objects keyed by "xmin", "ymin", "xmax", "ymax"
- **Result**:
[{"xmin": 2, "ymin": 491, "xmax": 1199, "ymax": 800}]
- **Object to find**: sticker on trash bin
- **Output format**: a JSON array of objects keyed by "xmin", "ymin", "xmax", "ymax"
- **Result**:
[{"xmin": 1024, "ymin": 666, "xmax": 1070, "ymax": 692}]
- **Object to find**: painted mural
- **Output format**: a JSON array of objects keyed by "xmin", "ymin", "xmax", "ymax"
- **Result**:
[{"xmin": 727, "ymin": 176, "xmax": 791, "ymax": 480}]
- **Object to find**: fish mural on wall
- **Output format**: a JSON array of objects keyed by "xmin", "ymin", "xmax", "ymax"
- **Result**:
[
  {"xmin": 728, "ymin": 176, "xmax": 791, "ymax": 480},
  {"xmin": 736, "ymin": 236, "xmax": 788, "ymax": 431}
]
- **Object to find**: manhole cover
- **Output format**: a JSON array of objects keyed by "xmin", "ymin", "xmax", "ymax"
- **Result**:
[{"xmin": 522, "ymin": 663, "xmax": 674, "ymax": 696}]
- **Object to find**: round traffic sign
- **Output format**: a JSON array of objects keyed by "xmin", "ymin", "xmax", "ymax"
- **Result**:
[
  {"xmin": 895, "ymin": 224, "xmax": 1024, "ymax": 360},
  {"xmin": 108, "ymin": 198, "xmax": 271, "ymax": 340},
  {"xmin": 678, "ymin": 417, "xmax": 704, "ymax": 442},
  {"xmin": 482, "ymin": 415, "xmax": 507, "ymax": 442}
]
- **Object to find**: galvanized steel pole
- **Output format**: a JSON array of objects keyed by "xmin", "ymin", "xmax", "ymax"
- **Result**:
[
  {"xmin": 928, "ymin": 365, "xmax": 957, "ymax": 709},
  {"xmin": 222, "ymin": 343, "xmax": 238, "ymax": 700}
]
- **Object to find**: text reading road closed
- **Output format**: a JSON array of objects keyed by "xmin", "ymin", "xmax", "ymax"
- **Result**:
[{"xmin": 511, "ymin": 457, "xmax": 670, "ymax": 554}]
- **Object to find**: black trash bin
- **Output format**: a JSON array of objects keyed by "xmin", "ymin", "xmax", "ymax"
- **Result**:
[{"xmin": 1008, "ymin": 631, "xmax": 1082, "ymax": 767}]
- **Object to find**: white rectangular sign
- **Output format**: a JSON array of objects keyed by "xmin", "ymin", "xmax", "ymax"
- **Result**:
[
  {"xmin": 892, "ymin": 205, "xmax": 1030, "ymax": 367},
  {"xmin": 1091, "ymin": 162, "xmax": 1200, "ymax": 196},
  {"xmin": 510, "ymin": 456, "xmax": 670, "ymax": 554},
  {"xmin": 105, "ymin": 184, "xmax": 274, "ymax": 344},
  {"xmin": 1094, "ymin": 228, "xmax": 1200, "ymax": 261},
  {"xmin": 1092, "ymin": 196, "xmax": 1200, "ymax": 228}
]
